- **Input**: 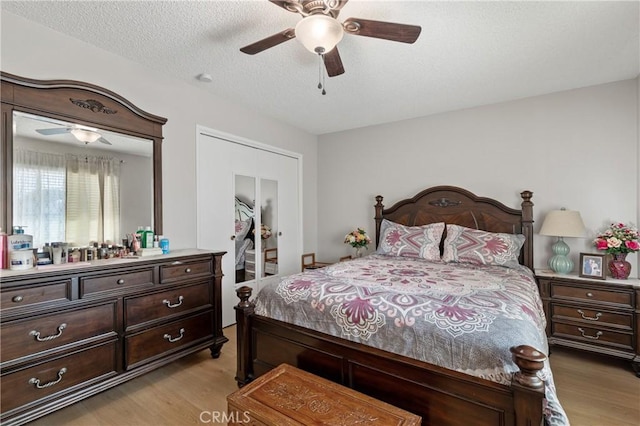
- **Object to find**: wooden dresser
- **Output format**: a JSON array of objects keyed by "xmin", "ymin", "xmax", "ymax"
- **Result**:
[
  {"xmin": 536, "ymin": 270, "xmax": 639, "ymax": 376},
  {"xmin": 0, "ymin": 249, "xmax": 228, "ymax": 425}
]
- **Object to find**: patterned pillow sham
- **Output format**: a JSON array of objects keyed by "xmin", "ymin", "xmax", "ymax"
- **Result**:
[
  {"xmin": 235, "ymin": 218, "xmax": 251, "ymax": 240},
  {"xmin": 376, "ymin": 219, "xmax": 445, "ymax": 261},
  {"xmin": 442, "ymin": 224, "xmax": 525, "ymax": 269}
]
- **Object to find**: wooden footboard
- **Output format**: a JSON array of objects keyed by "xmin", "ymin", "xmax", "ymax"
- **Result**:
[{"xmin": 235, "ymin": 287, "xmax": 546, "ymax": 426}]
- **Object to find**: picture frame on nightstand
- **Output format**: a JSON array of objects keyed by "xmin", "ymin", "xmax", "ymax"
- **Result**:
[{"xmin": 579, "ymin": 253, "xmax": 606, "ymax": 279}]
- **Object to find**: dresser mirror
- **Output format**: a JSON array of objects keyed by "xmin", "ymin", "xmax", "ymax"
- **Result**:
[{"xmin": 0, "ymin": 72, "xmax": 167, "ymax": 245}]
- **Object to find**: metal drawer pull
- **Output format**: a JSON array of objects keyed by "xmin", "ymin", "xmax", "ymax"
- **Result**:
[
  {"xmin": 163, "ymin": 328, "xmax": 185, "ymax": 343},
  {"xmin": 162, "ymin": 295, "xmax": 184, "ymax": 308},
  {"xmin": 117, "ymin": 279, "xmax": 125, "ymax": 285},
  {"xmin": 185, "ymin": 267, "xmax": 192, "ymax": 273},
  {"xmin": 30, "ymin": 323, "xmax": 67, "ymax": 342},
  {"xmin": 586, "ymin": 292, "xmax": 594, "ymax": 298},
  {"xmin": 29, "ymin": 368, "xmax": 67, "ymax": 389},
  {"xmin": 578, "ymin": 328, "xmax": 603, "ymax": 340},
  {"xmin": 577, "ymin": 309, "xmax": 602, "ymax": 321},
  {"xmin": 12, "ymin": 295, "xmax": 24, "ymax": 303}
]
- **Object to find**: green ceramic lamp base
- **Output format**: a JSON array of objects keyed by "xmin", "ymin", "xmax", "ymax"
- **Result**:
[{"xmin": 548, "ymin": 237, "xmax": 573, "ymax": 274}]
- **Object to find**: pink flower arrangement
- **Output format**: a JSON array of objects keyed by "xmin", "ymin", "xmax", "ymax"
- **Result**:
[
  {"xmin": 593, "ymin": 222, "xmax": 639, "ymax": 254},
  {"xmin": 344, "ymin": 228, "xmax": 371, "ymax": 248}
]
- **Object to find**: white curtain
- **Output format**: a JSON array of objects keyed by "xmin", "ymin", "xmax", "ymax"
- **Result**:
[
  {"xmin": 65, "ymin": 154, "xmax": 121, "ymax": 246},
  {"xmin": 13, "ymin": 149, "xmax": 66, "ymax": 247}
]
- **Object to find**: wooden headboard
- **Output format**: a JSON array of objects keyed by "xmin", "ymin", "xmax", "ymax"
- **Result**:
[{"xmin": 374, "ymin": 186, "xmax": 534, "ymax": 269}]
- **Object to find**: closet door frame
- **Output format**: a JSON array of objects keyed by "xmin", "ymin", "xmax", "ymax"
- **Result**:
[{"xmin": 195, "ymin": 125, "xmax": 303, "ymax": 324}]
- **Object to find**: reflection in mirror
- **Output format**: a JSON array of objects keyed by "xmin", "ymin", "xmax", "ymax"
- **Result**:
[
  {"xmin": 234, "ymin": 175, "xmax": 255, "ymax": 284},
  {"xmin": 12, "ymin": 111, "xmax": 153, "ymax": 248},
  {"xmin": 261, "ymin": 179, "xmax": 278, "ymax": 278}
]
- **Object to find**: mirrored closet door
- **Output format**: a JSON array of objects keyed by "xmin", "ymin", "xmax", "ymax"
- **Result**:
[{"xmin": 196, "ymin": 128, "xmax": 301, "ymax": 327}]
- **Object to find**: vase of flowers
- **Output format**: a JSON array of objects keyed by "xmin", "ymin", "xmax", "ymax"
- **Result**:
[
  {"xmin": 593, "ymin": 222, "xmax": 639, "ymax": 279},
  {"xmin": 344, "ymin": 228, "xmax": 371, "ymax": 258},
  {"xmin": 254, "ymin": 224, "xmax": 272, "ymax": 240}
]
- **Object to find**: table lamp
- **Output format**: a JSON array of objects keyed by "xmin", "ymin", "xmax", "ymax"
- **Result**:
[{"xmin": 539, "ymin": 208, "xmax": 585, "ymax": 274}]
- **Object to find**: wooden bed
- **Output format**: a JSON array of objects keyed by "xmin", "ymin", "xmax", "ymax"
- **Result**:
[{"xmin": 234, "ymin": 186, "xmax": 546, "ymax": 426}]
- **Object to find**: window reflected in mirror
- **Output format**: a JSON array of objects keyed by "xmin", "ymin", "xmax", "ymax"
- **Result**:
[{"xmin": 12, "ymin": 111, "xmax": 153, "ymax": 248}]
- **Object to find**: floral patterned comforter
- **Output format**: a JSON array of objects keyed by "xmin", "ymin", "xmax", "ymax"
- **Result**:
[{"xmin": 254, "ymin": 254, "xmax": 569, "ymax": 425}]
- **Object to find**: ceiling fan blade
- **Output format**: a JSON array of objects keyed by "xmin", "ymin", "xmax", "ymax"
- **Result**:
[
  {"xmin": 240, "ymin": 28, "xmax": 296, "ymax": 55},
  {"xmin": 343, "ymin": 18, "xmax": 421, "ymax": 44},
  {"xmin": 36, "ymin": 127, "xmax": 70, "ymax": 135},
  {"xmin": 323, "ymin": 47, "xmax": 345, "ymax": 77},
  {"xmin": 98, "ymin": 137, "xmax": 112, "ymax": 146}
]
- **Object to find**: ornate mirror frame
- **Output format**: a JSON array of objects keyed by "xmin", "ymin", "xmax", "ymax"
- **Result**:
[{"xmin": 0, "ymin": 72, "xmax": 166, "ymax": 236}]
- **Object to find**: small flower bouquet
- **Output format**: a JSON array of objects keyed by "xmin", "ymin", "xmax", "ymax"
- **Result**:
[
  {"xmin": 344, "ymin": 228, "xmax": 371, "ymax": 248},
  {"xmin": 593, "ymin": 222, "xmax": 639, "ymax": 254},
  {"xmin": 254, "ymin": 224, "xmax": 272, "ymax": 240}
]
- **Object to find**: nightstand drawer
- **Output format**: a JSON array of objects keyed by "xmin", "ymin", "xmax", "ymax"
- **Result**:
[
  {"xmin": 551, "ymin": 284, "xmax": 633, "ymax": 308},
  {"xmin": 551, "ymin": 304, "xmax": 633, "ymax": 330},
  {"xmin": 552, "ymin": 322, "xmax": 633, "ymax": 350}
]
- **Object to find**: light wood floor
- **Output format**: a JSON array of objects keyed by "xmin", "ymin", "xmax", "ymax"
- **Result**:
[{"xmin": 27, "ymin": 326, "xmax": 640, "ymax": 425}]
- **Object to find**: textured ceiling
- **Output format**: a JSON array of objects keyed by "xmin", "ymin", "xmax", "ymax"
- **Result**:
[{"xmin": 2, "ymin": 1, "xmax": 639, "ymax": 135}]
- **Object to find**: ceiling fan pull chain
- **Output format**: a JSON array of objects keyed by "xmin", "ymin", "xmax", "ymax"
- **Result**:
[
  {"xmin": 320, "ymin": 53, "xmax": 327, "ymax": 95},
  {"xmin": 318, "ymin": 53, "xmax": 323, "ymax": 90}
]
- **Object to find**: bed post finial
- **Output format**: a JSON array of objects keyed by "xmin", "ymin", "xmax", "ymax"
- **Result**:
[
  {"xmin": 510, "ymin": 345, "xmax": 546, "ymax": 389},
  {"xmin": 374, "ymin": 195, "xmax": 384, "ymax": 248}
]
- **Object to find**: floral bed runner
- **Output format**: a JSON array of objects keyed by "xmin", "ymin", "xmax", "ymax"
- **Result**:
[{"xmin": 254, "ymin": 254, "xmax": 569, "ymax": 425}]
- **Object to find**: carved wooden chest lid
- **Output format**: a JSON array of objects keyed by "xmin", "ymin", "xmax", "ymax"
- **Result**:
[{"xmin": 227, "ymin": 363, "xmax": 421, "ymax": 425}]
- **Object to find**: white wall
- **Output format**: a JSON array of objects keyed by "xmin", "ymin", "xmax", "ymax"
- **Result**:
[
  {"xmin": 1, "ymin": 12, "xmax": 319, "ymax": 253},
  {"xmin": 318, "ymin": 79, "xmax": 638, "ymax": 276}
]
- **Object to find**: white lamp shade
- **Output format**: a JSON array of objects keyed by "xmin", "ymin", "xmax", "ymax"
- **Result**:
[
  {"xmin": 70, "ymin": 128, "xmax": 101, "ymax": 143},
  {"xmin": 539, "ymin": 209, "xmax": 585, "ymax": 238},
  {"xmin": 295, "ymin": 15, "xmax": 344, "ymax": 54}
]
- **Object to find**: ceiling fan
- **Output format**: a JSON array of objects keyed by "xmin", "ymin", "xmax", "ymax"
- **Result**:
[
  {"xmin": 240, "ymin": 0, "xmax": 421, "ymax": 78},
  {"xmin": 36, "ymin": 126, "xmax": 112, "ymax": 145}
]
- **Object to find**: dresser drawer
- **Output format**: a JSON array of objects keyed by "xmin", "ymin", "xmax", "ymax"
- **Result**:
[
  {"xmin": 0, "ymin": 341, "xmax": 118, "ymax": 414},
  {"xmin": 1, "ymin": 281, "xmax": 71, "ymax": 311},
  {"xmin": 551, "ymin": 304, "xmax": 633, "ymax": 330},
  {"xmin": 125, "ymin": 310, "xmax": 213, "ymax": 369},
  {"xmin": 125, "ymin": 281, "xmax": 212, "ymax": 328},
  {"xmin": 552, "ymin": 322, "xmax": 634, "ymax": 350},
  {"xmin": 160, "ymin": 259, "xmax": 212, "ymax": 284},
  {"xmin": 80, "ymin": 268, "xmax": 154, "ymax": 296},
  {"xmin": 1, "ymin": 302, "xmax": 118, "ymax": 364},
  {"xmin": 550, "ymin": 283, "xmax": 633, "ymax": 308},
  {"xmin": 245, "ymin": 260, "xmax": 256, "ymax": 273}
]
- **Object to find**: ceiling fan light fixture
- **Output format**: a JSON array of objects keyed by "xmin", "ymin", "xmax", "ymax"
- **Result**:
[
  {"xmin": 70, "ymin": 128, "xmax": 101, "ymax": 144},
  {"xmin": 295, "ymin": 14, "xmax": 343, "ymax": 54}
]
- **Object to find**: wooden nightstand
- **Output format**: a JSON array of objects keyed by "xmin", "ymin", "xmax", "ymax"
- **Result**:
[{"xmin": 535, "ymin": 270, "xmax": 640, "ymax": 376}]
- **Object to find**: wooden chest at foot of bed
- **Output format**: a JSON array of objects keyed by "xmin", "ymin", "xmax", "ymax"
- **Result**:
[{"xmin": 227, "ymin": 363, "xmax": 421, "ymax": 426}]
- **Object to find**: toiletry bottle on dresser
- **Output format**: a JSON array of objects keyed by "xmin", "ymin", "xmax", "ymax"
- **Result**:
[
  {"xmin": 0, "ymin": 228, "xmax": 7, "ymax": 269},
  {"xmin": 136, "ymin": 226, "xmax": 145, "ymax": 248},
  {"xmin": 144, "ymin": 226, "xmax": 154, "ymax": 249}
]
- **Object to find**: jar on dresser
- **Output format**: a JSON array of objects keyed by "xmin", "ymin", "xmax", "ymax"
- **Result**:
[
  {"xmin": 535, "ymin": 270, "xmax": 640, "ymax": 376},
  {"xmin": 0, "ymin": 249, "xmax": 228, "ymax": 426}
]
